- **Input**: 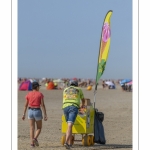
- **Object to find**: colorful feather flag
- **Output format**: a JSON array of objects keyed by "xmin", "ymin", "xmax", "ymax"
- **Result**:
[{"xmin": 95, "ymin": 10, "xmax": 113, "ymax": 90}]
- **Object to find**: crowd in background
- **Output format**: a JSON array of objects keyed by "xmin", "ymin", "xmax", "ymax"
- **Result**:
[{"xmin": 18, "ymin": 77, "xmax": 132, "ymax": 92}]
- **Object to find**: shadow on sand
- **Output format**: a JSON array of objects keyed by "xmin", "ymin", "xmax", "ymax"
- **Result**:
[
  {"xmin": 90, "ymin": 144, "xmax": 132, "ymax": 149},
  {"xmin": 45, "ymin": 144, "xmax": 132, "ymax": 149}
]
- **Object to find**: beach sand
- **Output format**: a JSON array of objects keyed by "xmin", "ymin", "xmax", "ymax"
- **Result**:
[{"xmin": 18, "ymin": 85, "xmax": 132, "ymax": 150}]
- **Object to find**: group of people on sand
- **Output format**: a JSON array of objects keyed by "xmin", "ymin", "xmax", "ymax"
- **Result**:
[
  {"xmin": 44, "ymin": 79, "xmax": 60, "ymax": 90},
  {"xmin": 21, "ymin": 80, "xmax": 86, "ymax": 149},
  {"xmin": 42, "ymin": 78, "xmax": 95, "ymax": 89},
  {"xmin": 101, "ymin": 80, "xmax": 132, "ymax": 92},
  {"xmin": 102, "ymin": 80, "xmax": 116, "ymax": 89},
  {"xmin": 121, "ymin": 83, "xmax": 132, "ymax": 92},
  {"xmin": 18, "ymin": 77, "xmax": 132, "ymax": 92}
]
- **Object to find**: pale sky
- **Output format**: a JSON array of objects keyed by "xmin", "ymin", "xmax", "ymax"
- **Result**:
[{"xmin": 18, "ymin": 0, "xmax": 132, "ymax": 80}]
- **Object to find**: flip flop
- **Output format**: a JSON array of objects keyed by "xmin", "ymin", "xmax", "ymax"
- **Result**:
[
  {"xmin": 31, "ymin": 144, "xmax": 35, "ymax": 148},
  {"xmin": 33, "ymin": 138, "xmax": 39, "ymax": 146},
  {"xmin": 64, "ymin": 143, "xmax": 70, "ymax": 149}
]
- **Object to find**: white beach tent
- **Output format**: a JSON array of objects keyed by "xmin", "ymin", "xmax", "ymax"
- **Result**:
[
  {"xmin": 53, "ymin": 79, "xmax": 64, "ymax": 83},
  {"xmin": 53, "ymin": 79, "xmax": 65, "ymax": 89},
  {"xmin": 29, "ymin": 79, "xmax": 33, "ymax": 83},
  {"xmin": 105, "ymin": 81, "xmax": 114, "ymax": 86}
]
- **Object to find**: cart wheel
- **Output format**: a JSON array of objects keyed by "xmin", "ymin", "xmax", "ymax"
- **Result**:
[
  {"xmin": 89, "ymin": 135, "xmax": 94, "ymax": 145},
  {"xmin": 82, "ymin": 135, "xmax": 91, "ymax": 146},
  {"xmin": 70, "ymin": 135, "xmax": 75, "ymax": 145},
  {"xmin": 61, "ymin": 135, "xmax": 66, "ymax": 145}
]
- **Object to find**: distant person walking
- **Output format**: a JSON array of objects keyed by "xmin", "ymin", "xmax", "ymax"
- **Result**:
[
  {"xmin": 22, "ymin": 81, "xmax": 48, "ymax": 148},
  {"xmin": 102, "ymin": 80, "xmax": 106, "ymax": 89},
  {"xmin": 62, "ymin": 80, "xmax": 85, "ymax": 149}
]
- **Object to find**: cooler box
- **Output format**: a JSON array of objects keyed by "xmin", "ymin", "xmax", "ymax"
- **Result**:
[{"xmin": 61, "ymin": 99, "xmax": 95, "ymax": 134}]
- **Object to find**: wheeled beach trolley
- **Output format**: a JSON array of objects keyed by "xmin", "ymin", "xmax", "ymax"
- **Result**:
[{"xmin": 61, "ymin": 99, "xmax": 95, "ymax": 146}]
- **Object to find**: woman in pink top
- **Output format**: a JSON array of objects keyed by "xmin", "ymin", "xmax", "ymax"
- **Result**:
[{"xmin": 22, "ymin": 81, "xmax": 48, "ymax": 148}]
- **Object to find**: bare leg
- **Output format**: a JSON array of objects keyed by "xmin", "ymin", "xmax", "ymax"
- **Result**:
[
  {"xmin": 65, "ymin": 122, "xmax": 73, "ymax": 145},
  {"xmin": 29, "ymin": 119, "xmax": 35, "ymax": 144},
  {"xmin": 34, "ymin": 120, "xmax": 42, "ymax": 139}
]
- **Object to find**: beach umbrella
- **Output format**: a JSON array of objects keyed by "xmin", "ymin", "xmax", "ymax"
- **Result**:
[
  {"xmin": 127, "ymin": 81, "xmax": 132, "ymax": 85},
  {"xmin": 105, "ymin": 81, "xmax": 114, "ymax": 86},
  {"xmin": 72, "ymin": 77, "xmax": 77, "ymax": 81},
  {"xmin": 120, "ymin": 79, "xmax": 131, "ymax": 85}
]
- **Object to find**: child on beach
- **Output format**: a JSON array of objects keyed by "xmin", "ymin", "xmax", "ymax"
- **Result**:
[{"xmin": 22, "ymin": 81, "xmax": 48, "ymax": 148}]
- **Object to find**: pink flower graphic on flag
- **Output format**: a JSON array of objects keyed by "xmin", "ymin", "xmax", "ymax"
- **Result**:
[
  {"xmin": 99, "ymin": 22, "xmax": 111, "ymax": 61},
  {"xmin": 102, "ymin": 23, "xmax": 111, "ymax": 42}
]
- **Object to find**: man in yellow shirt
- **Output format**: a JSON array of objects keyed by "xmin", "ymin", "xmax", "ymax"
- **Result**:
[{"xmin": 62, "ymin": 80, "xmax": 85, "ymax": 149}]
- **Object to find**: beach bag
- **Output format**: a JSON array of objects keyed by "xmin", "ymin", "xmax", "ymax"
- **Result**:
[
  {"xmin": 96, "ymin": 112, "xmax": 104, "ymax": 122},
  {"xmin": 94, "ymin": 110, "xmax": 106, "ymax": 144}
]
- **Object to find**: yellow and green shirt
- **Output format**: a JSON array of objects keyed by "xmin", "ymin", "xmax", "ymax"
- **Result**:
[{"xmin": 62, "ymin": 86, "xmax": 84, "ymax": 109}]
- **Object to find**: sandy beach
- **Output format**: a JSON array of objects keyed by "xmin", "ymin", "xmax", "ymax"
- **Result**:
[{"xmin": 18, "ymin": 85, "xmax": 132, "ymax": 150}]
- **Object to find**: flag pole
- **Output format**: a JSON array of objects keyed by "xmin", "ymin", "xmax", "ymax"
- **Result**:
[
  {"xmin": 93, "ymin": 10, "xmax": 113, "ymax": 109},
  {"xmin": 94, "ymin": 88, "xmax": 97, "ymax": 109}
]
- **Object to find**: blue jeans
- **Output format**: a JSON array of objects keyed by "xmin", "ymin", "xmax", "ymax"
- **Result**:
[
  {"xmin": 63, "ymin": 105, "xmax": 78, "ymax": 124},
  {"xmin": 28, "ymin": 108, "xmax": 43, "ymax": 121}
]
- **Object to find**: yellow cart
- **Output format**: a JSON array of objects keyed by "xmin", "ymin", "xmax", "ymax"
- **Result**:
[{"xmin": 61, "ymin": 103, "xmax": 95, "ymax": 146}]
